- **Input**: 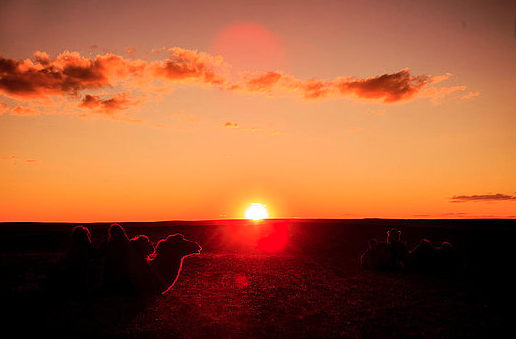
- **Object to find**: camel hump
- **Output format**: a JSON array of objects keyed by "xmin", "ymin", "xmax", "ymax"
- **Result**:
[{"xmin": 441, "ymin": 242, "xmax": 455, "ymax": 250}]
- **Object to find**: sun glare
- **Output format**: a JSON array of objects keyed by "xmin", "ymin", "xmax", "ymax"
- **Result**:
[{"xmin": 245, "ymin": 203, "xmax": 269, "ymax": 220}]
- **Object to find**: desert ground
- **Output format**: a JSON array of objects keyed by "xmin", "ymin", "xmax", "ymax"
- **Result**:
[{"xmin": 1, "ymin": 219, "xmax": 514, "ymax": 338}]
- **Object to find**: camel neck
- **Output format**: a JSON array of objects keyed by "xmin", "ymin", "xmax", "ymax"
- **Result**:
[{"xmin": 152, "ymin": 256, "xmax": 183, "ymax": 284}]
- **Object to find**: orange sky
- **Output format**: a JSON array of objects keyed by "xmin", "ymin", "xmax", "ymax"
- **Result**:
[{"xmin": 1, "ymin": 0, "xmax": 515, "ymax": 221}]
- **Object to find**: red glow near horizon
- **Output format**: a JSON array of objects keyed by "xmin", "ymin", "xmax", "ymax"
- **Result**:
[
  {"xmin": 222, "ymin": 220, "xmax": 290, "ymax": 253},
  {"xmin": 256, "ymin": 221, "xmax": 290, "ymax": 253}
]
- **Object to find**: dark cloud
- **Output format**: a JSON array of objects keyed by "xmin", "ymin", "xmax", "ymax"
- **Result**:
[
  {"xmin": 79, "ymin": 93, "xmax": 137, "ymax": 115},
  {"xmin": 0, "ymin": 48, "xmax": 227, "ymax": 117},
  {"xmin": 451, "ymin": 193, "xmax": 516, "ymax": 202},
  {"xmin": 0, "ymin": 49, "xmax": 224, "ymax": 101},
  {"xmin": 0, "ymin": 52, "xmax": 112, "ymax": 98},
  {"xmin": 335, "ymin": 69, "xmax": 429, "ymax": 103}
]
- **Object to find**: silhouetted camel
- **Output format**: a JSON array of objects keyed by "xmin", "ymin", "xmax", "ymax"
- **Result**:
[
  {"xmin": 148, "ymin": 233, "xmax": 202, "ymax": 294},
  {"xmin": 407, "ymin": 239, "xmax": 463, "ymax": 272},
  {"xmin": 101, "ymin": 224, "xmax": 201, "ymax": 295},
  {"xmin": 361, "ymin": 228, "xmax": 463, "ymax": 272},
  {"xmin": 45, "ymin": 225, "xmax": 99, "ymax": 295}
]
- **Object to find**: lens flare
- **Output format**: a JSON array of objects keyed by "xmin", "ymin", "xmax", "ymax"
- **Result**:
[
  {"xmin": 245, "ymin": 203, "xmax": 269, "ymax": 220},
  {"xmin": 210, "ymin": 22, "xmax": 286, "ymax": 72}
]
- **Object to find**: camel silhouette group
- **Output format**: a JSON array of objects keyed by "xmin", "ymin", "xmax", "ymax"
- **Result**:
[
  {"xmin": 46, "ymin": 224, "xmax": 201, "ymax": 296},
  {"xmin": 47, "ymin": 224, "xmax": 464, "ymax": 297},
  {"xmin": 361, "ymin": 228, "xmax": 464, "ymax": 272}
]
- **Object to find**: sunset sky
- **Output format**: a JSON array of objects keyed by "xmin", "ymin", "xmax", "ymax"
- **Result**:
[{"xmin": 1, "ymin": 0, "xmax": 515, "ymax": 221}]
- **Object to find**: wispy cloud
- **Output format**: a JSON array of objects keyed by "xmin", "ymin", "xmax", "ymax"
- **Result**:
[
  {"xmin": 421, "ymin": 85, "xmax": 467, "ymax": 104},
  {"xmin": 223, "ymin": 121, "xmax": 240, "ymax": 128},
  {"xmin": 451, "ymin": 193, "xmax": 516, "ymax": 202},
  {"xmin": 0, "ymin": 102, "xmax": 8, "ymax": 114},
  {"xmin": 10, "ymin": 106, "xmax": 40, "ymax": 116},
  {"xmin": 1, "ymin": 156, "xmax": 37, "ymax": 165},
  {"xmin": 222, "ymin": 121, "xmax": 279, "ymax": 135},
  {"xmin": 462, "ymin": 91, "xmax": 480, "ymax": 99},
  {"xmin": 430, "ymin": 72, "xmax": 453, "ymax": 84},
  {"xmin": 230, "ymin": 71, "xmax": 283, "ymax": 93}
]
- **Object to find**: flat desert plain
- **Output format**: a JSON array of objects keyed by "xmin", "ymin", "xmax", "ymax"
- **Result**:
[{"xmin": 1, "ymin": 219, "xmax": 515, "ymax": 338}]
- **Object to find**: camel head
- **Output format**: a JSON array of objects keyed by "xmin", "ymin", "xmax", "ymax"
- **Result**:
[
  {"xmin": 149, "ymin": 234, "xmax": 201, "ymax": 293},
  {"xmin": 387, "ymin": 228, "xmax": 401, "ymax": 244},
  {"xmin": 153, "ymin": 234, "xmax": 202, "ymax": 261}
]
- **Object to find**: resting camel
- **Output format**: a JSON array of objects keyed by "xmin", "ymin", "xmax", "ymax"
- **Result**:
[
  {"xmin": 45, "ymin": 225, "xmax": 99, "ymax": 295},
  {"xmin": 101, "ymin": 224, "xmax": 202, "ymax": 295}
]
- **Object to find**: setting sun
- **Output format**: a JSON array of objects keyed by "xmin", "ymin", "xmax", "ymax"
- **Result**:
[{"xmin": 245, "ymin": 203, "xmax": 269, "ymax": 220}]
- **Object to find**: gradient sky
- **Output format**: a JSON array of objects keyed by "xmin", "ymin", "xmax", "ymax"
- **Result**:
[{"xmin": 1, "ymin": 0, "xmax": 515, "ymax": 221}]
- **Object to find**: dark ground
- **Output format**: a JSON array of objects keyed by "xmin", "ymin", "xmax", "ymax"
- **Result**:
[{"xmin": 0, "ymin": 219, "xmax": 515, "ymax": 338}]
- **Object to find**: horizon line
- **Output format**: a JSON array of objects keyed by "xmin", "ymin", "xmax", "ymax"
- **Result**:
[{"xmin": 1, "ymin": 217, "xmax": 515, "ymax": 224}]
